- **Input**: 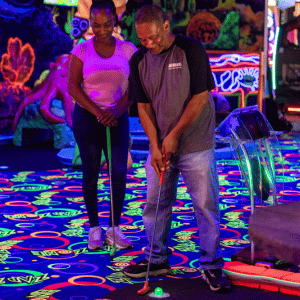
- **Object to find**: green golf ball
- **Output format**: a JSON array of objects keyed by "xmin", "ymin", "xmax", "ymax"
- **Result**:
[{"xmin": 155, "ymin": 287, "xmax": 163, "ymax": 296}]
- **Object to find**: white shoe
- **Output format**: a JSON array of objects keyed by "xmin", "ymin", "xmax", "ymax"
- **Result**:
[
  {"xmin": 88, "ymin": 226, "xmax": 103, "ymax": 250},
  {"xmin": 105, "ymin": 226, "xmax": 133, "ymax": 249}
]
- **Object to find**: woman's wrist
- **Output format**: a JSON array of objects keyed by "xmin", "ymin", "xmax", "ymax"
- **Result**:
[{"xmin": 95, "ymin": 106, "xmax": 104, "ymax": 118}]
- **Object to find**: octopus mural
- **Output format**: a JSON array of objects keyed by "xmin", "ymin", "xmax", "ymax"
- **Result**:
[{"xmin": 13, "ymin": 54, "xmax": 74, "ymax": 131}]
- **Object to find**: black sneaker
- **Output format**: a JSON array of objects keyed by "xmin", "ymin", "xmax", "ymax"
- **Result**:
[
  {"xmin": 202, "ymin": 269, "xmax": 231, "ymax": 292},
  {"xmin": 123, "ymin": 259, "xmax": 171, "ymax": 278}
]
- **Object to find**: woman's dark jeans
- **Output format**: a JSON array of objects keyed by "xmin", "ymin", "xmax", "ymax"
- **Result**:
[{"xmin": 73, "ymin": 103, "xmax": 129, "ymax": 228}]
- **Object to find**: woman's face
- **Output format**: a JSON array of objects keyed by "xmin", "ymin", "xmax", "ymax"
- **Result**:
[{"xmin": 90, "ymin": 8, "xmax": 116, "ymax": 43}]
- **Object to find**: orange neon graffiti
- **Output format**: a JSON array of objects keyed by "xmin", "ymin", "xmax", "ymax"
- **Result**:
[{"xmin": 0, "ymin": 37, "xmax": 35, "ymax": 88}]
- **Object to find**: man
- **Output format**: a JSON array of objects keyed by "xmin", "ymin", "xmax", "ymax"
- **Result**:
[{"xmin": 123, "ymin": 4, "xmax": 230, "ymax": 292}]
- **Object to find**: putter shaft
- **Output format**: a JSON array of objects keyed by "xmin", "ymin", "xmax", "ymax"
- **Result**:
[
  {"xmin": 144, "ymin": 165, "xmax": 166, "ymax": 284},
  {"xmin": 106, "ymin": 126, "xmax": 116, "ymax": 255}
]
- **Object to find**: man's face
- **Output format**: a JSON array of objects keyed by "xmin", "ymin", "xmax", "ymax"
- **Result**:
[{"xmin": 136, "ymin": 21, "xmax": 169, "ymax": 54}]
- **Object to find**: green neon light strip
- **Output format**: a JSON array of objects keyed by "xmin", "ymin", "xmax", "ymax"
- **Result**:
[
  {"xmin": 261, "ymin": 141, "xmax": 275, "ymax": 187},
  {"xmin": 44, "ymin": 0, "xmax": 79, "ymax": 6},
  {"xmin": 244, "ymin": 154, "xmax": 253, "ymax": 196},
  {"xmin": 272, "ymin": 27, "xmax": 280, "ymax": 91}
]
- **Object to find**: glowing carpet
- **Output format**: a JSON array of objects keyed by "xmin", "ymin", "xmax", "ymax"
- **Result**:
[{"xmin": 0, "ymin": 133, "xmax": 300, "ymax": 300}]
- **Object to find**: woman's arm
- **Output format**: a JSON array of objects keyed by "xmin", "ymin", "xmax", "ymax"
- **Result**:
[
  {"xmin": 113, "ymin": 90, "xmax": 133, "ymax": 118},
  {"xmin": 68, "ymin": 54, "xmax": 117, "ymax": 126},
  {"xmin": 112, "ymin": 42, "xmax": 138, "ymax": 118}
]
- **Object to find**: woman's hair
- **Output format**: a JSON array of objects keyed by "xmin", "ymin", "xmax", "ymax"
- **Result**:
[
  {"xmin": 135, "ymin": 4, "xmax": 165, "ymax": 26},
  {"xmin": 90, "ymin": 0, "xmax": 118, "ymax": 25}
]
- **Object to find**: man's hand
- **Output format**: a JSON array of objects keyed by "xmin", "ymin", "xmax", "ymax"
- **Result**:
[
  {"xmin": 151, "ymin": 147, "xmax": 169, "ymax": 178},
  {"xmin": 162, "ymin": 132, "xmax": 179, "ymax": 162}
]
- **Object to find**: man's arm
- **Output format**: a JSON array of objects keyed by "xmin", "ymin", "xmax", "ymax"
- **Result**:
[
  {"xmin": 161, "ymin": 37, "xmax": 214, "ymax": 161},
  {"xmin": 138, "ymin": 102, "xmax": 166, "ymax": 177},
  {"xmin": 162, "ymin": 90, "xmax": 209, "ymax": 161}
]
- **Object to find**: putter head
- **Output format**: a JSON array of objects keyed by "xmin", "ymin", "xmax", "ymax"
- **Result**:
[
  {"xmin": 137, "ymin": 281, "xmax": 150, "ymax": 295},
  {"xmin": 110, "ymin": 244, "xmax": 117, "ymax": 256}
]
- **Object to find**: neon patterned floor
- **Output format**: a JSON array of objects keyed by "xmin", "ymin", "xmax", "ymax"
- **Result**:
[{"xmin": 0, "ymin": 133, "xmax": 300, "ymax": 300}]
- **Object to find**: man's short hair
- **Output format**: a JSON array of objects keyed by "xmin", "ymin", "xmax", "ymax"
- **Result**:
[{"xmin": 135, "ymin": 4, "xmax": 165, "ymax": 25}]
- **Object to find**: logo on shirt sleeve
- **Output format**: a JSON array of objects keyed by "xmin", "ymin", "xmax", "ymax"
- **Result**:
[{"xmin": 168, "ymin": 62, "xmax": 182, "ymax": 70}]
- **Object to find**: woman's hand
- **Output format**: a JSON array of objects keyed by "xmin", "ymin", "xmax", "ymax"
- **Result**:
[{"xmin": 96, "ymin": 109, "xmax": 118, "ymax": 127}]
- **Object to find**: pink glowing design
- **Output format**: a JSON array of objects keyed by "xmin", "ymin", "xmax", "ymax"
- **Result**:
[{"xmin": 13, "ymin": 54, "xmax": 74, "ymax": 130}]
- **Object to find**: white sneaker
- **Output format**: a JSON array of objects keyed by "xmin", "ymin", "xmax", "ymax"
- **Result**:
[
  {"xmin": 105, "ymin": 226, "xmax": 133, "ymax": 249},
  {"xmin": 88, "ymin": 226, "xmax": 103, "ymax": 250}
]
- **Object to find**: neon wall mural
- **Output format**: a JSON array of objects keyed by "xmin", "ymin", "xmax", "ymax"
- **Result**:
[
  {"xmin": 0, "ymin": 37, "xmax": 35, "ymax": 135},
  {"xmin": 268, "ymin": 8, "xmax": 276, "ymax": 59},
  {"xmin": 208, "ymin": 52, "xmax": 260, "ymax": 109},
  {"xmin": 0, "ymin": 0, "xmax": 37, "ymax": 22},
  {"xmin": 0, "ymin": 37, "xmax": 35, "ymax": 88}
]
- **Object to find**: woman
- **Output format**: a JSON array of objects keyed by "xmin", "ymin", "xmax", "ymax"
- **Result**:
[{"xmin": 68, "ymin": 0, "xmax": 137, "ymax": 250}]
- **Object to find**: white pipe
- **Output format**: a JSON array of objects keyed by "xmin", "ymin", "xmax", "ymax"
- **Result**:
[{"xmin": 263, "ymin": 0, "xmax": 270, "ymax": 101}]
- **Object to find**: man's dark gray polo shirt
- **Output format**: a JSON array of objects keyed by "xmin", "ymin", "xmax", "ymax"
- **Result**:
[{"xmin": 129, "ymin": 34, "xmax": 216, "ymax": 155}]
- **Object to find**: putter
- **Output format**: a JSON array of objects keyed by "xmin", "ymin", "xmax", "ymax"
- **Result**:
[
  {"xmin": 106, "ymin": 126, "xmax": 117, "ymax": 256},
  {"xmin": 138, "ymin": 159, "xmax": 166, "ymax": 295}
]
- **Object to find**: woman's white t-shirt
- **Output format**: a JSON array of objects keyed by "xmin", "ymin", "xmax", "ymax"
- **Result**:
[{"xmin": 71, "ymin": 37, "xmax": 137, "ymax": 111}]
